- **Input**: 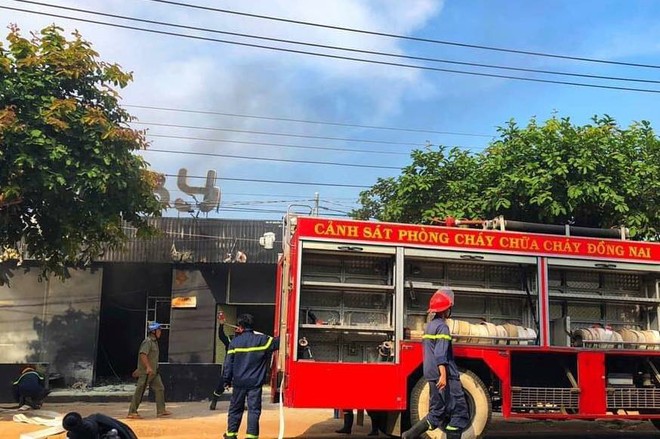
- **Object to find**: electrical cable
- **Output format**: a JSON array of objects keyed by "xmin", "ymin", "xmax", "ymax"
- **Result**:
[
  {"xmin": 221, "ymin": 191, "xmax": 327, "ymax": 199},
  {"xmin": 145, "ymin": 149, "xmax": 401, "ymax": 170},
  {"xmin": 163, "ymin": 190, "xmax": 358, "ymax": 210},
  {"xmin": 146, "ymin": 0, "xmax": 660, "ymax": 70},
  {"xmin": 134, "ymin": 121, "xmax": 430, "ymax": 146},
  {"xmin": 162, "ymin": 173, "xmax": 372, "ymax": 188},
  {"xmin": 4, "ymin": 3, "xmax": 660, "ymax": 94},
  {"xmin": 318, "ymin": 205, "xmax": 352, "ymax": 215},
  {"xmin": 219, "ymin": 206, "xmax": 347, "ymax": 216},
  {"xmin": 222, "ymin": 199, "xmax": 313, "ymax": 206},
  {"xmin": 13, "ymin": 0, "xmax": 660, "ymax": 86},
  {"xmin": 125, "ymin": 104, "xmax": 494, "ymax": 138},
  {"xmin": 146, "ymin": 136, "xmax": 416, "ymax": 156},
  {"xmin": 99, "ymin": 345, "xmax": 122, "ymax": 380}
]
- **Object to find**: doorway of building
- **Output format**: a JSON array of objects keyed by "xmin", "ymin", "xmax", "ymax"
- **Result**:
[
  {"xmin": 95, "ymin": 263, "xmax": 173, "ymax": 384},
  {"xmin": 215, "ymin": 304, "xmax": 237, "ymax": 366},
  {"xmin": 147, "ymin": 296, "xmax": 171, "ymax": 363}
]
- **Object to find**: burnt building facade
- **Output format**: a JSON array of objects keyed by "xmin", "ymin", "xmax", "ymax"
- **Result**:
[{"xmin": 0, "ymin": 218, "xmax": 282, "ymax": 391}]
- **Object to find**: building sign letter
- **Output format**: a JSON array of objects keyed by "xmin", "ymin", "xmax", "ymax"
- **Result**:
[{"xmin": 173, "ymin": 168, "xmax": 221, "ymax": 213}]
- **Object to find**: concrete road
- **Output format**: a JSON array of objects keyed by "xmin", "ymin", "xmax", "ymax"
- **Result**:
[
  {"xmin": 3, "ymin": 400, "xmax": 660, "ymax": 438},
  {"xmin": 485, "ymin": 416, "xmax": 658, "ymax": 438}
]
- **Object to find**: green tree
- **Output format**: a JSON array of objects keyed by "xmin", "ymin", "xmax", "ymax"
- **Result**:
[
  {"xmin": 352, "ymin": 146, "xmax": 481, "ymax": 224},
  {"xmin": 352, "ymin": 115, "xmax": 660, "ymax": 240},
  {"xmin": 0, "ymin": 25, "xmax": 162, "ymax": 279}
]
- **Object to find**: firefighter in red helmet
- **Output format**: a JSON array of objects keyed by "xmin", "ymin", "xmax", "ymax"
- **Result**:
[{"xmin": 402, "ymin": 287, "xmax": 469, "ymax": 439}]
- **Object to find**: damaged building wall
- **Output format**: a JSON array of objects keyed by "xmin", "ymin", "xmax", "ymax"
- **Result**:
[
  {"xmin": 168, "ymin": 264, "xmax": 275, "ymax": 364},
  {"xmin": 1, "ymin": 219, "xmax": 283, "ymax": 389},
  {"xmin": 168, "ymin": 266, "xmax": 227, "ymax": 364},
  {"xmin": 0, "ymin": 265, "xmax": 102, "ymax": 386},
  {"xmin": 96, "ymin": 263, "xmax": 173, "ymax": 380}
]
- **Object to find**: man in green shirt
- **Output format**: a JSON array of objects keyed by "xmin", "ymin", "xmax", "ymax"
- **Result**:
[{"xmin": 127, "ymin": 322, "xmax": 171, "ymax": 419}]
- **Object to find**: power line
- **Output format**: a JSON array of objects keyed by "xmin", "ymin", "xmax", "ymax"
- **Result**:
[
  {"xmin": 221, "ymin": 192, "xmax": 314, "ymax": 199},
  {"xmin": 163, "ymin": 173, "xmax": 372, "ymax": 189},
  {"xmin": 161, "ymin": 187, "xmax": 359, "ymax": 205},
  {"xmin": 321, "ymin": 198, "xmax": 361, "ymax": 210},
  {"xmin": 14, "ymin": 0, "xmax": 660, "ymax": 86},
  {"xmin": 147, "ymin": 148, "xmax": 402, "ymax": 170},
  {"xmin": 134, "ymin": 121, "xmax": 427, "ymax": 146},
  {"xmin": 218, "ymin": 205, "xmax": 347, "ymax": 216},
  {"xmin": 146, "ymin": 0, "xmax": 660, "ymax": 70},
  {"xmin": 5, "ymin": 4, "xmax": 660, "ymax": 94},
  {"xmin": 126, "ymin": 104, "xmax": 493, "ymax": 138},
  {"xmin": 172, "ymin": 189, "xmax": 356, "ymax": 201},
  {"xmin": 146, "ymin": 134, "xmax": 416, "ymax": 155},
  {"xmin": 318, "ymin": 205, "xmax": 352, "ymax": 215},
  {"xmin": 222, "ymin": 199, "xmax": 312, "ymax": 206}
]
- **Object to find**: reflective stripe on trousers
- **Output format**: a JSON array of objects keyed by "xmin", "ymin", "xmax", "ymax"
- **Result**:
[
  {"xmin": 427, "ymin": 378, "xmax": 469, "ymax": 430},
  {"xmin": 227, "ymin": 386, "xmax": 262, "ymax": 438}
]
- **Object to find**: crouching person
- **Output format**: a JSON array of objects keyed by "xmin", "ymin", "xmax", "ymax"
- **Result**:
[
  {"xmin": 63, "ymin": 412, "xmax": 138, "ymax": 439},
  {"xmin": 223, "ymin": 313, "xmax": 279, "ymax": 439},
  {"xmin": 12, "ymin": 366, "xmax": 49, "ymax": 409}
]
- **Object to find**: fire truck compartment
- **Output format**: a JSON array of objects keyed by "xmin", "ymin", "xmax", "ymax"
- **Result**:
[
  {"xmin": 510, "ymin": 352, "xmax": 579, "ymax": 413},
  {"xmin": 548, "ymin": 263, "xmax": 660, "ymax": 349},
  {"xmin": 278, "ymin": 216, "xmax": 660, "ymax": 428}
]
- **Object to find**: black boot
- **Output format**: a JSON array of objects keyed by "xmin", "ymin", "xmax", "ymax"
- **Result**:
[
  {"xmin": 367, "ymin": 411, "xmax": 381, "ymax": 436},
  {"xmin": 335, "ymin": 410, "xmax": 354, "ymax": 434},
  {"xmin": 209, "ymin": 396, "xmax": 218, "ymax": 411},
  {"xmin": 446, "ymin": 427, "xmax": 463, "ymax": 439},
  {"xmin": 401, "ymin": 416, "xmax": 430, "ymax": 439}
]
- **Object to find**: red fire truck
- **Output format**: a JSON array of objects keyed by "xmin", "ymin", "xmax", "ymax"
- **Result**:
[{"xmin": 271, "ymin": 214, "xmax": 660, "ymax": 438}]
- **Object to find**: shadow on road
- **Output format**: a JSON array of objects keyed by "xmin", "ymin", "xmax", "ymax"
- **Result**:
[{"xmin": 294, "ymin": 418, "xmax": 660, "ymax": 439}]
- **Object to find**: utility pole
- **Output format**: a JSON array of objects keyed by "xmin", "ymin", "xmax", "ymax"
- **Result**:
[{"xmin": 313, "ymin": 192, "xmax": 319, "ymax": 216}]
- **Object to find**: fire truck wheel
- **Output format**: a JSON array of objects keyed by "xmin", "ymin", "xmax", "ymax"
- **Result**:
[
  {"xmin": 652, "ymin": 419, "xmax": 660, "ymax": 431},
  {"xmin": 409, "ymin": 369, "xmax": 492, "ymax": 439}
]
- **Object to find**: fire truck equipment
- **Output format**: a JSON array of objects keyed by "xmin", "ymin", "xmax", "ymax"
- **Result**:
[{"xmin": 272, "ymin": 213, "xmax": 660, "ymax": 439}]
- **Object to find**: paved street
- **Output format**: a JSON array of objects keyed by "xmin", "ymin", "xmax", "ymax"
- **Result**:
[{"xmin": 3, "ymin": 398, "xmax": 660, "ymax": 438}]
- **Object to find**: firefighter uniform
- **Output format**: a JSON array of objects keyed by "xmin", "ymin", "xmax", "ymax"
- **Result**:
[
  {"xmin": 12, "ymin": 367, "xmax": 48, "ymax": 409},
  {"xmin": 422, "ymin": 317, "xmax": 470, "ymax": 432},
  {"xmin": 223, "ymin": 329, "xmax": 279, "ymax": 439}
]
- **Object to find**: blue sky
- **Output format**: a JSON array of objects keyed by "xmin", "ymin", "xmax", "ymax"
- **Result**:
[{"xmin": 3, "ymin": 0, "xmax": 660, "ymax": 220}]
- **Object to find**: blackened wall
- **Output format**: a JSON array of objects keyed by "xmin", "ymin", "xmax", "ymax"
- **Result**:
[
  {"xmin": 168, "ymin": 264, "xmax": 276, "ymax": 364},
  {"xmin": 96, "ymin": 263, "xmax": 172, "ymax": 380},
  {"xmin": 228, "ymin": 264, "xmax": 277, "ymax": 304},
  {"xmin": 168, "ymin": 266, "xmax": 228, "ymax": 363},
  {"xmin": 0, "ymin": 265, "xmax": 102, "ymax": 386}
]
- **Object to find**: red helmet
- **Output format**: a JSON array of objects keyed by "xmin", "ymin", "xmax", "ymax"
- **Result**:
[{"xmin": 428, "ymin": 287, "xmax": 454, "ymax": 313}]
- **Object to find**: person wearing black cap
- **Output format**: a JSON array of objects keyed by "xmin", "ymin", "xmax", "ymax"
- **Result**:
[
  {"xmin": 63, "ymin": 411, "xmax": 138, "ymax": 439},
  {"xmin": 127, "ymin": 322, "xmax": 171, "ymax": 419}
]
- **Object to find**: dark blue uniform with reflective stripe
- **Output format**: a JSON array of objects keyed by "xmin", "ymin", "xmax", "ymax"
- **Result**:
[
  {"xmin": 12, "ymin": 369, "xmax": 47, "ymax": 407},
  {"xmin": 223, "ymin": 330, "xmax": 279, "ymax": 439},
  {"xmin": 423, "ymin": 317, "xmax": 469, "ymax": 431}
]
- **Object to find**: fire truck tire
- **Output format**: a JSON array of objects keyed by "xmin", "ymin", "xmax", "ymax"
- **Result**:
[
  {"xmin": 410, "ymin": 369, "xmax": 491, "ymax": 439},
  {"xmin": 652, "ymin": 419, "xmax": 660, "ymax": 431}
]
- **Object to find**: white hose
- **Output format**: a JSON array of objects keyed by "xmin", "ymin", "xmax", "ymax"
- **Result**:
[{"xmin": 277, "ymin": 373, "xmax": 285, "ymax": 439}]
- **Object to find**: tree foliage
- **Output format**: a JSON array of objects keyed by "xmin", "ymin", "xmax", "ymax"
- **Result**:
[
  {"xmin": 0, "ymin": 25, "xmax": 162, "ymax": 279},
  {"xmin": 352, "ymin": 115, "xmax": 660, "ymax": 240}
]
